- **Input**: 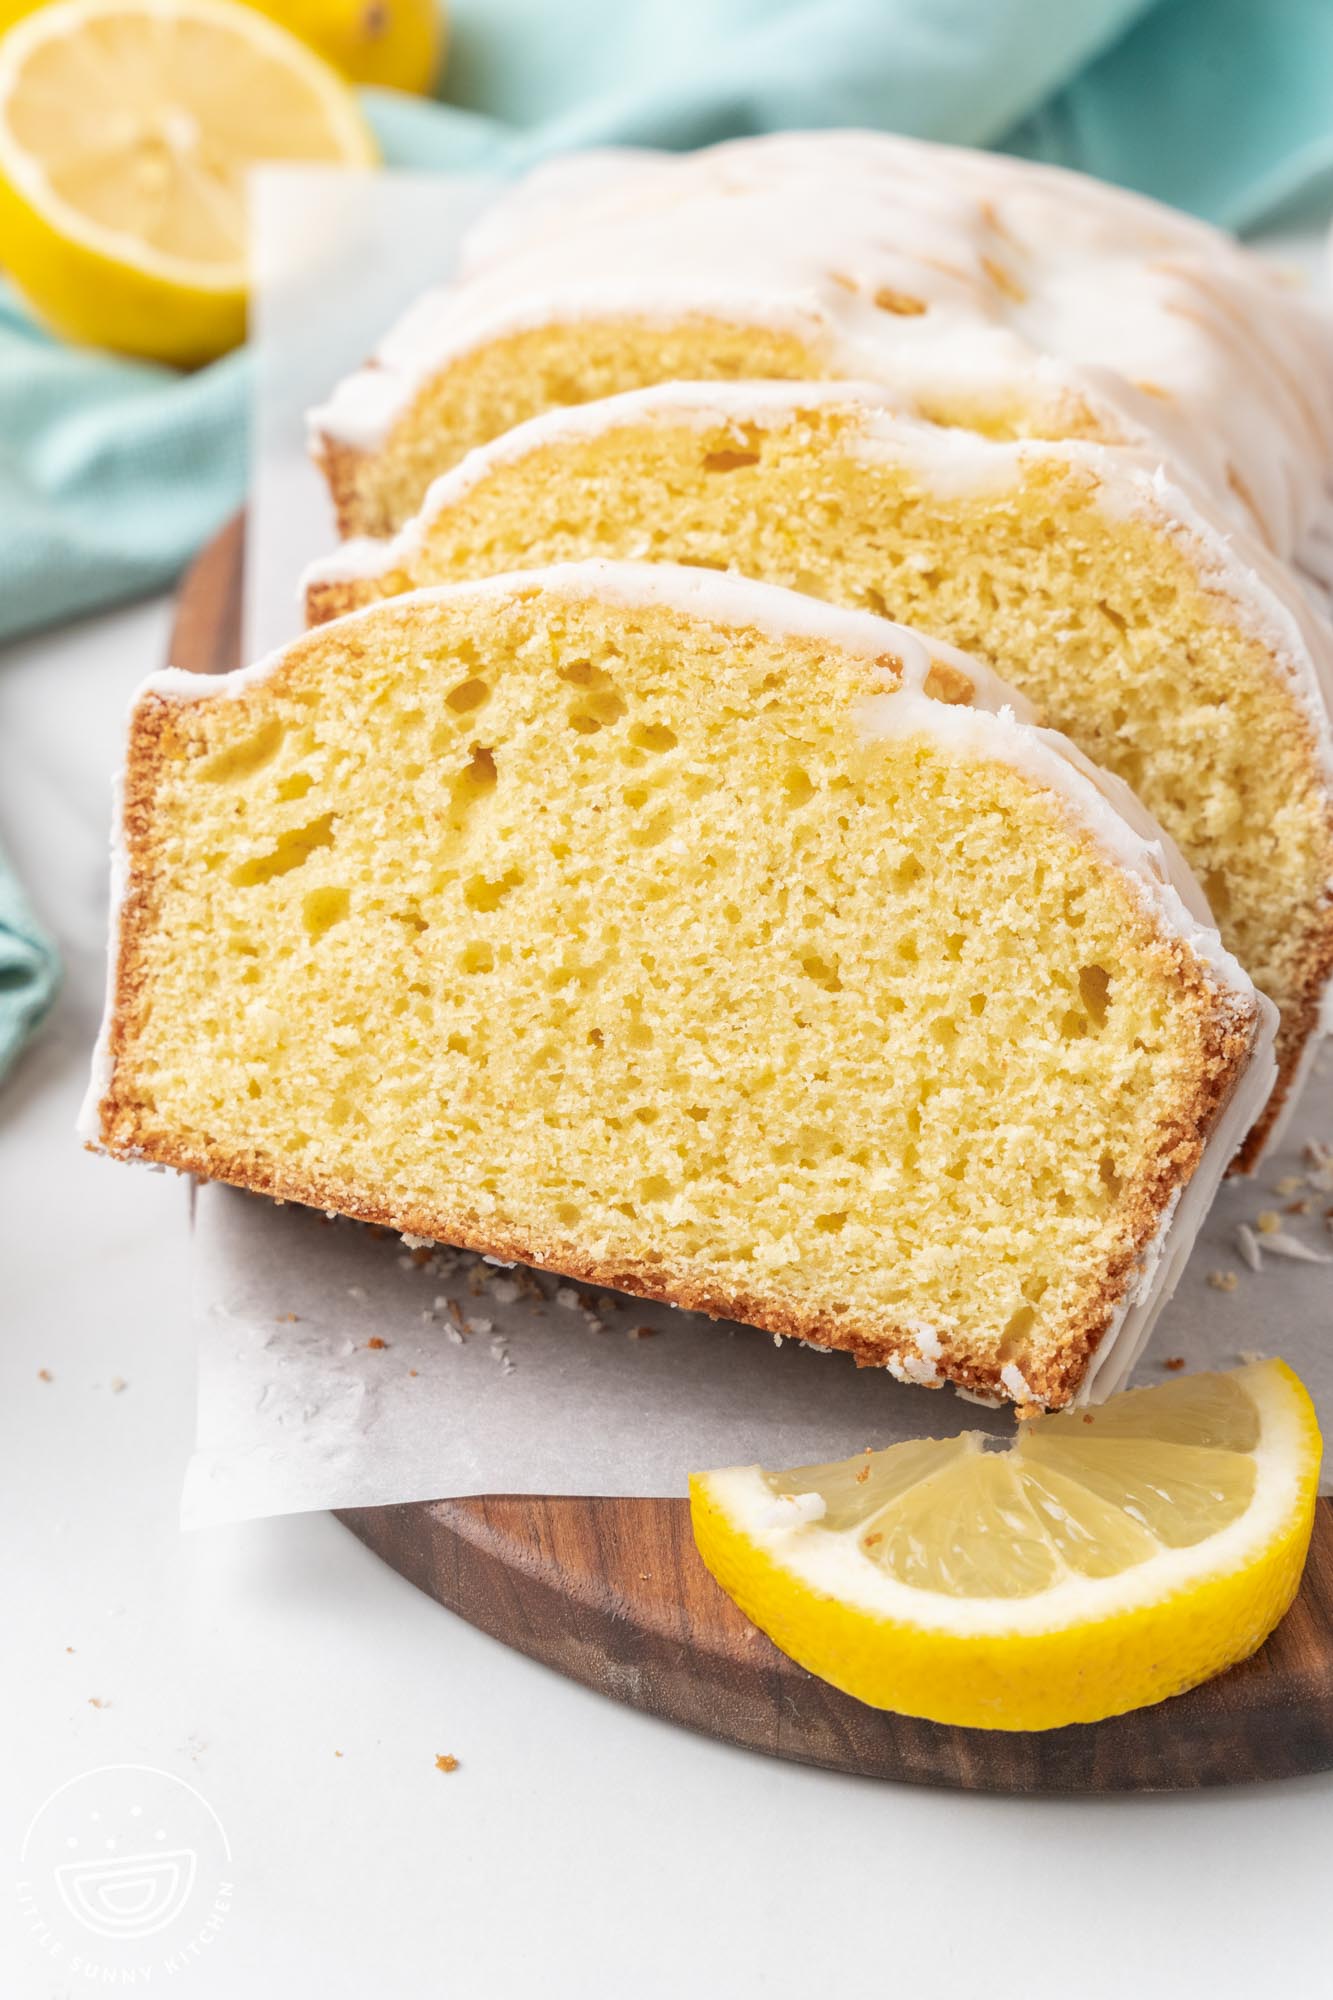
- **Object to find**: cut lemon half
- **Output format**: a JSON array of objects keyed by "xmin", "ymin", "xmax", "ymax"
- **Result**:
[
  {"xmin": 690, "ymin": 1361, "xmax": 1321, "ymax": 1731},
  {"xmin": 0, "ymin": 0, "xmax": 377, "ymax": 364}
]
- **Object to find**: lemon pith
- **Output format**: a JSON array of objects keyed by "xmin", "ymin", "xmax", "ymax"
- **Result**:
[
  {"xmin": 0, "ymin": 0, "xmax": 377, "ymax": 364},
  {"xmin": 690, "ymin": 1362, "xmax": 1321, "ymax": 1731}
]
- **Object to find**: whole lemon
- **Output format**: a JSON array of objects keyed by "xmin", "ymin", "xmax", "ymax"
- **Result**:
[{"xmin": 241, "ymin": 0, "xmax": 444, "ymax": 93}]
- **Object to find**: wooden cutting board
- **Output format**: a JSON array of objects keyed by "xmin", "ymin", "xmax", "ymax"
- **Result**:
[{"xmin": 171, "ymin": 516, "xmax": 1333, "ymax": 1793}]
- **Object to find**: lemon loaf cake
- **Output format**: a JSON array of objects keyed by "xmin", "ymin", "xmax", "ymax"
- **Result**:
[
  {"xmin": 309, "ymin": 132, "xmax": 1333, "ymax": 570},
  {"xmin": 84, "ymin": 562, "xmax": 1274, "ymax": 1409},
  {"xmin": 304, "ymin": 382, "xmax": 1333, "ymax": 1160}
]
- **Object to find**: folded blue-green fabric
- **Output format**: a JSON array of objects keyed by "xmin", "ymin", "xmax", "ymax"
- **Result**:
[{"xmin": 5, "ymin": 0, "xmax": 1333, "ymax": 1086}]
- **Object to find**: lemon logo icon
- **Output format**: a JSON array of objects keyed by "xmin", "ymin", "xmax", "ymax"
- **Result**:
[{"xmin": 17, "ymin": 1765, "xmax": 232, "ymax": 1977}]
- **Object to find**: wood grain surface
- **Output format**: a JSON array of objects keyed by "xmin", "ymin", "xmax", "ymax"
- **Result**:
[{"xmin": 169, "ymin": 516, "xmax": 1333, "ymax": 1793}]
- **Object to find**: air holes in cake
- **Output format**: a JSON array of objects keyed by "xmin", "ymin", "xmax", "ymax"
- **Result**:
[
  {"xmin": 630, "ymin": 807, "xmax": 674, "ymax": 848},
  {"xmin": 629, "ymin": 722, "xmax": 677, "ymax": 754},
  {"xmin": 464, "ymin": 867, "xmax": 523, "ymax": 912},
  {"xmin": 783, "ymin": 765, "xmax": 815, "ymax": 808},
  {"xmin": 800, "ymin": 952, "xmax": 842, "ymax": 992},
  {"xmin": 277, "ymin": 771, "xmax": 314, "ymax": 802},
  {"xmin": 634, "ymin": 1105, "xmax": 658, "ymax": 1125},
  {"xmin": 556, "ymin": 1201, "xmax": 581, "ymax": 1225},
  {"xmin": 200, "ymin": 718, "xmax": 284, "ymax": 784},
  {"xmin": 814, "ymin": 1211, "xmax": 847, "ymax": 1235},
  {"xmin": 623, "ymin": 785, "xmax": 650, "ymax": 809},
  {"xmin": 894, "ymin": 854, "xmax": 924, "ymax": 890},
  {"xmin": 302, "ymin": 886, "xmax": 349, "ymax": 937},
  {"xmin": 701, "ymin": 447, "xmax": 761, "ymax": 472},
  {"xmin": 896, "ymin": 936, "xmax": 918, "ymax": 964},
  {"xmin": 1203, "ymin": 870, "xmax": 1232, "ymax": 921},
  {"xmin": 627, "ymin": 1021, "xmax": 653, "ymax": 1050},
  {"xmin": 230, "ymin": 813, "xmax": 335, "ymax": 887},
  {"xmin": 873, "ymin": 286, "xmax": 927, "ymax": 316},
  {"xmin": 969, "ymin": 993, "xmax": 987, "ymax": 1016},
  {"xmin": 447, "ymin": 746, "xmax": 497, "ymax": 829},
  {"xmin": 638, "ymin": 1175, "xmax": 673, "ymax": 1205},
  {"xmin": 998, "ymin": 1305, "xmax": 1036, "ymax": 1359},
  {"xmin": 586, "ymin": 1027, "xmax": 604, "ymax": 1048},
  {"xmin": 446, "ymin": 676, "xmax": 490, "ymax": 715},
  {"xmin": 461, "ymin": 941, "xmax": 494, "ymax": 974},
  {"xmin": 560, "ymin": 688, "xmax": 624, "ymax": 736},
  {"xmin": 923, "ymin": 662, "xmax": 975, "ymax": 706},
  {"xmin": 1078, "ymin": 963, "xmax": 1112, "ymax": 1028},
  {"xmin": 930, "ymin": 1016, "xmax": 958, "ymax": 1048},
  {"xmin": 447, "ymin": 1033, "xmax": 469, "ymax": 1054},
  {"xmin": 1099, "ymin": 1153, "xmax": 1124, "ymax": 1201},
  {"xmin": 392, "ymin": 908, "xmax": 428, "ymax": 934}
]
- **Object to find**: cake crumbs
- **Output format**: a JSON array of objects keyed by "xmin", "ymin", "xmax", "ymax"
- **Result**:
[
  {"xmin": 554, "ymin": 1286, "xmax": 580, "ymax": 1310},
  {"xmin": 854, "ymin": 1464, "xmax": 871, "ymax": 1484},
  {"xmin": 37, "ymin": 1368, "xmax": 52, "ymax": 1382},
  {"xmin": 1274, "ymin": 1175, "xmax": 1304, "ymax": 1197},
  {"xmin": 276, "ymin": 1312, "xmax": 299, "ymax": 1324},
  {"xmin": 1162, "ymin": 1356, "xmax": 1185, "ymax": 1371},
  {"xmin": 110, "ymin": 1377, "xmax": 127, "ymax": 1394},
  {"xmin": 466, "ymin": 1317, "xmax": 494, "ymax": 1337},
  {"xmin": 434, "ymin": 1753, "xmax": 459, "ymax": 1774},
  {"xmin": 408, "ymin": 1368, "xmax": 418, "ymax": 1377},
  {"xmin": 628, "ymin": 1325, "xmax": 657, "ymax": 1339},
  {"xmin": 446, "ymin": 1300, "xmax": 467, "ymax": 1331},
  {"xmin": 1207, "ymin": 1270, "xmax": 1238, "ymax": 1292},
  {"xmin": 88, "ymin": 1697, "xmax": 109, "ymax": 1710},
  {"xmin": 1286, "ymin": 1200, "xmax": 1312, "ymax": 1215},
  {"xmin": 334, "ymin": 1750, "xmax": 343, "ymax": 1758},
  {"xmin": 489, "ymin": 1277, "xmax": 520, "ymax": 1305},
  {"xmin": 366, "ymin": 1336, "xmax": 389, "ymax": 1351},
  {"xmin": 1256, "ymin": 1210, "xmax": 1282, "ymax": 1234}
]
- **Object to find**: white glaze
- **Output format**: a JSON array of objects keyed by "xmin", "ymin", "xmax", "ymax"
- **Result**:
[
  {"xmin": 82, "ymin": 559, "xmax": 1276, "ymax": 1406},
  {"xmin": 310, "ymin": 131, "xmax": 1333, "ymax": 579}
]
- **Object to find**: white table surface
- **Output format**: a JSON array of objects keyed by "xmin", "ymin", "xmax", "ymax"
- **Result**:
[{"xmin": 3, "ymin": 592, "xmax": 1331, "ymax": 2000}]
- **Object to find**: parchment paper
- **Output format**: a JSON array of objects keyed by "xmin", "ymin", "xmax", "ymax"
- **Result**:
[{"xmin": 180, "ymin": 170, "xmax": 1333, "ymax": 1527}]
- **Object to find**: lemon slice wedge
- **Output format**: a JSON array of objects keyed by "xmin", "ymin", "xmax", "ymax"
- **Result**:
[
  {"xmin": 690, "ymin": 1361, "xmax": 1322, "ymax": 1730},
  {"xmin": 0, "ymin": 0, "xmax": 377, "ymax": 364}
]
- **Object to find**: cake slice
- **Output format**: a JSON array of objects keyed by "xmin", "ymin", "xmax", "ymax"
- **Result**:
[
  {"xmin": 304, "ymin": 383, "xmax": 1333, "ymax": 1162},
  {"xmin": 309, "ymin": 131, "xmax": 1333, "ymax": 573},
  {"xmin": 83, "ymin": 563, "xmax": 1275, "ymax": 1409}
]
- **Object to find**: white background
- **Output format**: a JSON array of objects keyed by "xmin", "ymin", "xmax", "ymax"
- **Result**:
[{"xmin": 5, "ymin": 225, "xmax": 1333, "ymax": 1996}]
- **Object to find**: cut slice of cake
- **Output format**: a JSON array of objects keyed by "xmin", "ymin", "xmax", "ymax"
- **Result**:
[
  {"xmin": 308, "ymin": 131, "xmax": 1333, "ymax": 572},
  {"xmin": 83, "ymin": 563, "xmax": 1275, "ymax": 1409},
  {"xmin": 303, "ymin": 383, "xmax": 1333, "ymax": 1163}
]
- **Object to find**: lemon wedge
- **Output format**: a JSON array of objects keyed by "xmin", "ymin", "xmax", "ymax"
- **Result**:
[
  {"xmin": 690, "ymin": 1361, "xmax": 1321, "ymax": 1730},
  {"xmin": 0, "ymin": 0, "xmax": 377, "ymax": 364}
]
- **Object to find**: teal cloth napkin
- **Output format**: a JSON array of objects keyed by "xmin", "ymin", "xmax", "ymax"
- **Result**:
[{"xmin": 4, "ymin": 0, "xmax": 1333, "ymax": 1085}]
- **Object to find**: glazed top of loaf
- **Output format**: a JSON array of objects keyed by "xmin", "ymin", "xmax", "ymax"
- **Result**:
[{"xmin": 312, "ymin": 132, "xmax": 1333, "ymax": 578}]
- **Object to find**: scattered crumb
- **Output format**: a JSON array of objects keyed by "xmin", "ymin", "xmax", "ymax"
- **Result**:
[
  {"xmin": 1207, "ymin": 1270, "xmax": 1238, "ymax": 1292},
  {"xmin": 1260, "ymin": 1231, "xmax": 1330, "ymax": 1264},
  {"xmin": 447, "ymin": 1300, "xmax": 466, "ymax": 1332},
  {"xmin": 466, "ymin": 1317, "xmax": 494, "ymax": 1337},
  {"xmin": 1256, "ymin": 1210, "xmax": 1282, "ymax": 1235},
  {"xmin": 434, "ymin": 1753, "xmax": 459, "ymax": 1774},
  {"xmin": 490, "ymin": 1277, "xmax": 520, "ymax": 1305},
  {"xmin": 334, "ymin": 1750, "xmax": 343, "ymax": 1759},
  {"xmin": 854, "ymin": 1464, "xmax": 870, "ymax": 1484},
  {"xmin": 629, "ymin": 1325, "xmax": 657, "ymax": 1340},
  {"xmin": 37, "ymin": 1368, "xmax": 52, "ymax": 1382},
  {"xmin": 1238, "ymin": 1348, "xmax": 1268, "ymax": 1366},
  {"xmin": 772, "ymin": 1333, "xmax": 784, "ymax": 1347},
  {"xmin": 1236, "ymin": 1223, "xmax": 1262, "ymax": 1271},
  {"xmin": 555, "ymin": 1287, "xmax": 580, "ymax": 1310},
  {"xmin": 110, "ymin": 1377, "xmax": 127, "ymax": 1394},
  {"xmin": 1162, "ymin": 1356, "xmax": 1186, "ymax": 1371},
  {"xmin": 1286, "ymin": 1200, "xmax": 1312, "ymax": 1215},
  {"xmin": 1274, "ymin": 1175, "xmax": 1304, "ymax": 1197},
  {"xmin": 65, "ymin": 1646, "xmax": 75, "ymax": 1654},
  {"xmin": 275, "ymin": 1312, "xmax": 300, "ymax": 1324},
  {"xmin": 408, "ymin": 1368, "xmax": 418, "ymax": 1378},
  {"xmin": 1081, "ymin": 1413, "xmax": 1095, "ymax": 1424},
  {"xmin": 596, "ymin": 1295, "xmax": 622, "ymax": 1314},
  {"xmin": 88, "ymin": 1697, "xmax": 109, "ymax": 1710},
  {"xmin": 366, "ymin": 1336, "xmax": 388, "ymax": 1351},
  {"xmin": 863, "ymin": 1531, "xmax": 883, "ymax": 1548}
]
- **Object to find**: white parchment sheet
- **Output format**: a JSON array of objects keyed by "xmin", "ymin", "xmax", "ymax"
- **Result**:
[{"xmin": 178, "ymin": 170, "xmax": 1333, "ymax": 1527}]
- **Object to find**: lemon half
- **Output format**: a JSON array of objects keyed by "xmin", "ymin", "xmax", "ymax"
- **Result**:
[
  {"xmin": 691, "ymin": 1361, "xmax": 1321, "ymax": 1731},
  {"xmin": 0, "ymin": 0, "xmax": 377, "ymax": 363}
]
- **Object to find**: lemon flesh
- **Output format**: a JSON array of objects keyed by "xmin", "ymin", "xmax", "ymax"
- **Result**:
[
  {"xmin": 0, "ymin": 0, "xmax": 377, "ymax": 363},
  {"xmin": 690, "ymin": 1362, "xmax": 1321, "ymax": 1730}
]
